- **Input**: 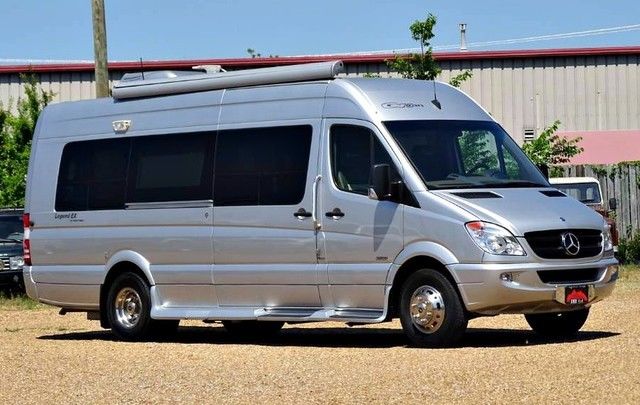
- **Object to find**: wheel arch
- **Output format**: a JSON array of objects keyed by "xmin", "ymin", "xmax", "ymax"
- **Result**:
[
  {"xmin": 386, "ymin": 243, "xmax": 462, "ymax": 319},
  {"xmin": 99, "ymin": 251, "xmax": 154, "ymax": 328}
]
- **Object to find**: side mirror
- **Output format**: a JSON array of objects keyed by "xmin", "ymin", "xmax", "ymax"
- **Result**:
[
  {"xmin": 369, "ymin": 164, "xmax": 391, "ymax": 201},
  {"xmin": 609, "ymin": 197, "xmax": 617, "ymax": 211},
  {"xmin": 537, "ymin": 164, "xmax": 549, "ymax": 179}
]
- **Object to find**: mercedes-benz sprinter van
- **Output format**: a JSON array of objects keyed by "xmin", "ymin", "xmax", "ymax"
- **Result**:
[{"xmin": 23, "ymin": 61, "xmax": 618, "ymax": 346}]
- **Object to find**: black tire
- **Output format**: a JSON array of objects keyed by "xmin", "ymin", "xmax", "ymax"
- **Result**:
[
  {"xmin": 222, "ymin": 320, "xmax": 284, "ymax": 338},
  {"xmin": 106, "ymin": 272, "xmax": 177, "ymax": 341},
  {"xmin": 399, "ymin": 269, "xmax": 468, "ymax": 347},
  {"xmin": 525, "ymin": 308, "xmax": 590, "ymax": 338}
]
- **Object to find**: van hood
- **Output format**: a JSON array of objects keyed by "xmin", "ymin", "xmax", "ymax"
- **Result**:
[{"xmin": 432, "ymin": 188, "xmax": 605, "ymax": 236}]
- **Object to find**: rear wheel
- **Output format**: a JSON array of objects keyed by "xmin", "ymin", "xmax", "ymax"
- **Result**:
[
  {"xmin": 106, "ymin": 272, "xmax": 178, "ymax": 341},
  {"xmin": 222, "ymin": 320, "xmax": 284, "ymax": 338},
  {"xmin": 525, "ymin": 308, "xmax": 589, "ymax": 338},
  {"xmin": 399, "ymin": 269, "xmax": 468, "ymax": 347}
]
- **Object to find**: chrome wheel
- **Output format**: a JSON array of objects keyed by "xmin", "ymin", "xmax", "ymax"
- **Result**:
[
  {"xmin": 409, "ymin": 285, "xmax": 445, "ymax": 334},
  {"xmin": 114, "ymin": 287, "xmax": 142, "ymax": 329}
]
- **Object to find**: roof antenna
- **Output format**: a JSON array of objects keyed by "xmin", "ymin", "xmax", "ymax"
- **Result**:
[
  {"xmin": 139, "ymin": 57, "xmax": 145, "ymax": 80},
  {"xmin": 431, "ymin": 80, "xmax": 441, "ymax": 109}
]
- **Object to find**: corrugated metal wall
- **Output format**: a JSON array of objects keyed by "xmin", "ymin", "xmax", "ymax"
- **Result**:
[
  {"xmin": 0, "ymin": 71, "xmax": 121, "ymax": 107},
  {"xmin": 1, "ymin": 54, "xmax": 639, "ymax": 143}
]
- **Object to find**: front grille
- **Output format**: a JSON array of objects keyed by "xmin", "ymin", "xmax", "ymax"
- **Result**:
[
  {"xmin": 0, "ymin": 257, "xmax": 9, "ymax": 271},
  {"xmin": 537, "ymin": 268, "xmax": 600, "ymax": 284},
  {"xmin": 524, "ymin": 229, "xmax": 602, "ymax": 259}
]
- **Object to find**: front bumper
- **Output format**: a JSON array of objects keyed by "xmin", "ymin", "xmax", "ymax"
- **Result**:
[
  {"xmin": 0, "ymin": 269, "xmax": 24, "ymax": 289},
  {"xmin": 448, "ymin": 257, "xmax": 618, "ymax": 315}
]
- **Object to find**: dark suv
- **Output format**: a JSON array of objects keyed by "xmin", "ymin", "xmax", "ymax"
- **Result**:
[{"xmin": 0, "ymin": 210, "xmax": 25, "ymax": 292}]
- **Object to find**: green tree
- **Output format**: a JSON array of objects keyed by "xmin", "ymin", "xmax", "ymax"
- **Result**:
[
  {"xmin": 246, "ymin": 48, "xmax": 278, "ymax": 58},
  {"xmin": 0, "ymin": 74, "xmax": 53, "ymax": 207},
  {"xmin": 387, "ymin": 13, "xmax": 472, "ymax": 87},
  {"xmin": 521, "ymin": 120, "xmax": 583, "ymax": 176}
]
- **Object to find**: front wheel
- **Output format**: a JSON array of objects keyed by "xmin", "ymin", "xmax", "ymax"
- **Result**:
[
  {"xmin": 399, "ymin": 269, "xmax": 468, "ymax": 347},
  {"xmin": 525, "ymin": 308, "xmax": 590, "ymax": 338}
]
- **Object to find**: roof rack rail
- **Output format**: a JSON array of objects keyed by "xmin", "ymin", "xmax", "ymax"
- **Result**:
[{"xmin": 112, "ymin": 60, "xmax": 344, "ymax": 100}]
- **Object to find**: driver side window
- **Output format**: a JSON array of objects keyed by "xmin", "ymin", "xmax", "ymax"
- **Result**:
[{"xmin": 330, "ymin": 124, "xmax": 400, "ymax": 196}]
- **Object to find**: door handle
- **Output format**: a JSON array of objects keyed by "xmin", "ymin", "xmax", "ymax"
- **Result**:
[
  {"xmin": 293, "ymin": 208, "xmax": 312, "ymax": 220},
  {"xmin": 325, "ymin": 208, "xmax": 345, "ymax": 219}
]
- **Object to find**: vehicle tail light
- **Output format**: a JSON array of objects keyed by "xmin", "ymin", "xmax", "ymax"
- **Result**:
[{"xmin": 23, "ymin": 213, "xmax": 31, "ymax": 266}]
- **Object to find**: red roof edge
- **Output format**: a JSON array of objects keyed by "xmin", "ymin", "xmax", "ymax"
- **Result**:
[{"xmin": 2, "ymin": 45, "xmax": 640, "ymax": 74}]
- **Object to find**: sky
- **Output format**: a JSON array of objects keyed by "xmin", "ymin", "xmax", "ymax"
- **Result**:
[{"xmin": 1, "ymin": 0, "xmax": 639, "ymax": 63}]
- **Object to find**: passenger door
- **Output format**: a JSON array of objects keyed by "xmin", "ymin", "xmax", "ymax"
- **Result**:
[
  {"xmin": 212, "ymin": 123, "xmax": 322, "ymax": 307},
  {"xmin": 319, "ymin": 121, "xmax": 405, "ymax": 310}
]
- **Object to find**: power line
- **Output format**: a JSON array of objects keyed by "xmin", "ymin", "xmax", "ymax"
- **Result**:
[
  {"xmin": 2, "ymin": 23, "xmax": 639, "ymax": 64},
  {"xmin": 315, "ymin": 23, "xmax": 640, "ymax": 56},
  {"xmin": 436, "ymin": 23, "xmax": 640, "ymax": 51}
]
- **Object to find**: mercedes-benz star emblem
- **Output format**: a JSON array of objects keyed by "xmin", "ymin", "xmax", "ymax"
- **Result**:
[{"xmin": 561, "ymin": 232, "xmax": 581, "ymax": 256}]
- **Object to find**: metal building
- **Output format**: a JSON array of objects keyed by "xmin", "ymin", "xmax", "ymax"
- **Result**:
[{"xmin": 1, "ymin": 46, "xmax": 639, "ymax": 144}]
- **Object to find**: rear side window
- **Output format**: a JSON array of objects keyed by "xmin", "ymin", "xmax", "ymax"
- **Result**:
[
  {"xmin": 56, "ymin": 138, "xmax": 131, "ymax": 211},
  {"xmin": 127, "ymin": 132, "xmax": 213, "ymax": 203},
  {"xmin": 56, "ymin": 132, "xmax": 214, "ymax": 211},
  {"xmin": 214, "ymin": 125, "xmax": 312, "ymax": 206}
]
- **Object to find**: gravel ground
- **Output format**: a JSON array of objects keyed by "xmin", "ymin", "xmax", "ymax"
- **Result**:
[{"xmin": 1, "ymin": 282, "xmax": 639, "ymax": 404}]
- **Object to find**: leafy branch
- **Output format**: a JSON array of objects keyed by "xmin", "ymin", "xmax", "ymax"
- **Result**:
[{"xmin": 386, "ymin": 13, "xmax": 472, "ymax": 87}]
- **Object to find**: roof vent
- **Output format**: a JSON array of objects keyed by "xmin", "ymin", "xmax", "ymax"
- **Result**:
[
  {"xmin": 451, "ymin": 191, "xmax": 502, "ymax": 199},
  {"xmin": 120, "ymin": 70, "xmax": 203, "ymax": 82}
]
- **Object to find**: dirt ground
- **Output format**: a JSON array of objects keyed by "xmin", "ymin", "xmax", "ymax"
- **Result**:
[{"xmin": 1, "ymin": 280, "xmax": 639, "ymax": 405}]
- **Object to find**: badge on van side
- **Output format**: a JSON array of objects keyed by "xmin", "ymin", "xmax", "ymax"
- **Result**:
[
  {"xmin": 381, "ymin": 102, "xmax": 424, "ymax": 109},
  {"xmin": 112, "ymin": 120, "xmax": 132, "ymax": 134}
]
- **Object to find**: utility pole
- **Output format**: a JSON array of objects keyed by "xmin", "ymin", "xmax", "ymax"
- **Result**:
[{"xmin": 91, "ymin": 0, "xmax": 109, "ymax": 97}]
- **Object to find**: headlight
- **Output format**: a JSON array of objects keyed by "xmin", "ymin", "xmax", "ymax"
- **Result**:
[
  {"xmin": 603, "ymin": 223, "xmax": 613, "ymax": 252},
  {"xmin": 10, "ymin": 256, "xmax": 24, "ymax": 270},
  {"xmin": 465, "ymin": 221, "xmax": 526, "ymax": 256}
]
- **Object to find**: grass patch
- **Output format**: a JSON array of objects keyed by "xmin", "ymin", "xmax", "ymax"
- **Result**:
[
  {"xmin": 0, "ymin": 292, "xmax": 42, "ymax": 310},
  {"xmin": 619, "ymin": 264, "xmax": 640, "ymax": 283}
]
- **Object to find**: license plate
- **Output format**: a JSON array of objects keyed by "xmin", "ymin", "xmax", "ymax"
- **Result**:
[{"xmin": 559, "ymin": 285, "xmax": 590, "ymax": 305}]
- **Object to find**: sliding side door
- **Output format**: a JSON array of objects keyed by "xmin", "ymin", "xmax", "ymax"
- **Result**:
[{"xmin": 212, "ymin": 123, "xmax": 322, "ymax": 307}]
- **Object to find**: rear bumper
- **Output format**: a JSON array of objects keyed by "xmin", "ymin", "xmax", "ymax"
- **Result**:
[
  {"xmin": 22, "ymin": 266, "xmax": 99, "ymax": 310},
  {"xmin": 448, "ymin": 257, "xmax": 618, "ymax": 315},
  {"xmin": 23, "ymin": 266, "xmax": 37, "ymax": 299}
]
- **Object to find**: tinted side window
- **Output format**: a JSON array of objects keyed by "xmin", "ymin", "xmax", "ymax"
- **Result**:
[
  {"xmin": 56, "ymin": 138, "xmax": 131, "ymax": 211},
  {"xmin": 330, "ymin": 125, "xmax": 401, "ymax": 196},
  {"xmin": 214, "ymin": 125, "xmax": 312, "ymax": 206},
  {"xmin": 128, "ymin": 132, "xmax": 213, "ymax": 203}
]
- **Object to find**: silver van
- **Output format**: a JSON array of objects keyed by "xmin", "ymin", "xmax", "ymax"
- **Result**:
[{"xmin": 23, "ymin": 61, "xmax": 618, "ymax": 346}]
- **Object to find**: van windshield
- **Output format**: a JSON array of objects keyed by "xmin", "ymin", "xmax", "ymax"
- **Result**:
[{"xmin": 384, "ymin": 120, "xmax": 549, "ymax": 190}]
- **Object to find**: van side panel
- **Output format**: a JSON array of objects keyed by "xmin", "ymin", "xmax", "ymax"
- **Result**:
[{"xmin": 28, "ymin": 92, "xmax": 223, "ymax": 309}]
